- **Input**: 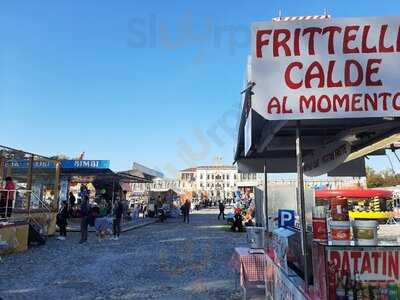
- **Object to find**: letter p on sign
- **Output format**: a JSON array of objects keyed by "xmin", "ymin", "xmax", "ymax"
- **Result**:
[{"xmin": 278, "ymin": 209, "xmax": 295, "ymax": 228}]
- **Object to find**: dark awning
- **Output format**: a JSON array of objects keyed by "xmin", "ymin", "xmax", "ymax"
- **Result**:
[{"xmin": 235, "ymin": 105, "xmax": 400, "ymax": 175}]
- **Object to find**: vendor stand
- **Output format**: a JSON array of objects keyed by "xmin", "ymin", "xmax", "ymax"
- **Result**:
[
  {"xmin": 0, "ymin": 145, "xmax": 58, "ymax": 251},
  {"xmin": 315, "ymin": 189, "xmax": 395, "ymax": 221},
  {"xmin": 233, "ymin": 14, "xmax": 400, "ymax": 299},
  {"xmin": 148, "ymin": 188, "xmax": 180, "ymax": 217}
]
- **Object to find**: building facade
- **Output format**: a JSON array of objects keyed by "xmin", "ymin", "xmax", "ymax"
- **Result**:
[
  {"xmin": 128, "ymin": 164, "xmax": 366, "ymax": 200},
  {"xmin": 179, "ymin": 166, "xmax": 238, "ymax": 200}
]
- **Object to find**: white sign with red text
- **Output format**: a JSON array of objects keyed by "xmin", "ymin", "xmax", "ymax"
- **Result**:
[
  {"xmin": 328, "ymin": 248, "xmax": 400, "ymax": 282},
  {"xmin": 251, "ymin": 17, "xmax": 400, "ymax": 120}
]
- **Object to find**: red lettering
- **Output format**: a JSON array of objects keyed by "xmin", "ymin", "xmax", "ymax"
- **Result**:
[
  {"xmin": 366, "ymin": 59, "xmax": 383, "ymax": 86},
  {"xmin": 344, "ymin": 60, "xmax": 363, "ymax": 86},
  {"xmin": 364, "ymin": 93, "xmax": 378, "ymax": 111},
  {"xmin": 330, "ymin": 251, "xmax": 341, "ymax": 270},
  {"xmin": 256, "ymin": 30, "xmax": 272, "ymax": 58},
  {"xmin": 322, "ymin": 26, "xmax": 341, "ymax": 55},
  {"xmin": 388, "ymin": 251, "xmax": 399, "ymax": 280},
  {"xmin": 393, "ymin": 93, "xmax": 400, "ymax": 110},
  {"xmin": 341, "ymin": 251, "xmax": 350, "ymax": 273},
  {"xmin": 351, "ymin": 251, "xmax": 362, "ymax": 273},
  {"xmin": 317, "ymin": 95, "xmax": 332, "ymax": 113},
  {"xmin": 285, "ymin": 62, "xmax": 303, "ymax": 89},
  {"xmin": 273, "ymin": 29, "xmax": 291, "ymax": 57},
  {"xmin": 305, "ymin": 61, "xmax": 324, "ymax": 88},
  {"xmin": 397, "ymin": 25, "xmax": 400, "ymax": 52},
  {"xmin": 379, "ymin": 25, "xmax": 394, "ymax": 53},
  {"xmin": 361, "ymin": 252, "xmax": 372, "ymax": 274},
  {"xmin": 333, "ymin": 94, "xmax": 350, "ymax": 112},
  {"xmin": 383, "ymin": 251, "xmax": 387, "ymax": 275},
  {"xmin": 343, "ymin": 26, "xmax": 360, "ymax": 54},
  {"xmin": 327, "ymin": 60, "xmax": 342, "ymax": 87},
  {"xmin": 300, "ymin": 95, "xmax": 316, "ymax": 113},
  {"xmin": 293, "ymin": 28, "xmax": 301, "ymax": 56},
  {"xmin": 352, "ymin": 94, "xmax": 363, "ymax": 111},
  {"xmin": 282, "ymin": 97, "xmax": 293, "ymax": 113},
  {"xmin": 361, "ymin": 25, "xmax": 377, "ymax": 53},
  {"xmin": 371, "ymin": 251, "xmax": 381, "ymax": 274},
  {"xmin": 267, "ymin": 97, "xmax": 281, "ymax": 114},
  {"xmin": 303, "ymin": 27, "xmax": 322, "ymax": 55},
  {"xmin": 379, "ymin": 92, "xmax": 391, "ymax": 111}
]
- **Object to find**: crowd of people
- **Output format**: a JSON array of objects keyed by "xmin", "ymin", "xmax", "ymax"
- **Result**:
[{"xmin": 56, "ymin": 185, "xmax": 137, "ymax": 243}]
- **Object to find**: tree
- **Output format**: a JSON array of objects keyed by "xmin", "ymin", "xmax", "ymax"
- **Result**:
[{"xmin": 366, "ymin": 166, "xmax": 400, "ymax": 188}]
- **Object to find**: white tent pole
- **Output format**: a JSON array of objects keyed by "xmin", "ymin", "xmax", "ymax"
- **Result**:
[
  {"xmin": 264, "ymin": 160, "xmax": 269, "ymax": 248},
  {"xmin": 296, "ymin": 120, "xmax": 309, "ymax": 292}
]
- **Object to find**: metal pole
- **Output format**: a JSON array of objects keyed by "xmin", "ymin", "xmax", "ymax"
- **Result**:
[
  {"xmin": 112, "ymin": 178, "xmax": 115, "ymax": 204},
  {"xmin": 26, "ymin": 155, "xmax": 34, "ymax": 214},
  {"xmin": 54, "ymin": 161, "xmax": 61, "ymax": 211},
  {"xmin": 0, "ymin": 152, "xmax": 4, "ymax": 183},
  {"xmin": 296, "ymin": 120, "xmax": 309, "ymax": 292},
  {"xmin": 264, "ymin": 160, "xmax": 269, "ymax": 248}
]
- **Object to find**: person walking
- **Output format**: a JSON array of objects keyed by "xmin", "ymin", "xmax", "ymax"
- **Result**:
[
  {"xmin": 112, "ymin": 199, "xmax": 123, "ymax": 240},
  {"xmin": 183, "ymin": 199, "xmax": 190, "ymax": 224},
  {"xmin": 218, "ymin": 201, "xmax": 225, "ymax": 220},
  {"xmin": 79, "ymin": 196, "xmax": 89, "ymax": 244},
  {"xmin": 57, "ymin": 201, "xmax": 68, "ymax": 240},
  {"xmin": 1, "ymin": 177, "xmax": 16, "ymax": 218},
  {"xmin": 68, "ymin": 192, "xmax": 76, "ymax": 216}
]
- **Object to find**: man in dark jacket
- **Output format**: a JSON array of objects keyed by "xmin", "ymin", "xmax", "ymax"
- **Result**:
[
  {"xmin": 112, "ymin": 199, "xmax": 124, "ymax": 240},
  {"xmin": 57, "ymin": 201, "xmax": 68, "ymax": 240},
  {"xmin": 183, "ymin": 200, "xmax": 190, "ymax": 224},
  {"xmin": 218, "ymin": 201, "xmax": 225, "ymax": 220},
  {"xmin": 79, "ymin": 196, "xmax": 89, "ymax": 244}
]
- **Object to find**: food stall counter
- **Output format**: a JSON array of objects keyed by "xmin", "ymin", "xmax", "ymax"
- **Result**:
[{"xmin": 312, "ymin": 241, "xmax": 400, "ymax": 300}]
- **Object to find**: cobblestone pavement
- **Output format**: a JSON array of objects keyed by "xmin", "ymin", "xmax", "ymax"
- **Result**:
[{"xmin": 0, "ymin": 208, "xmax": 246, "ymax": 300}]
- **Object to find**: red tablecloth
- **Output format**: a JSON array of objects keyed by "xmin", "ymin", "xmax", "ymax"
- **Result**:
[{"xmin": 231, "ymin": 247, "xmax": 266, "ymax": 286}]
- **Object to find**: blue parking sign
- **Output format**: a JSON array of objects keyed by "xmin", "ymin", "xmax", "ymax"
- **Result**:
[{"xmin": 278, "ymin": 209, "xmax": 295, "ymax": 228}]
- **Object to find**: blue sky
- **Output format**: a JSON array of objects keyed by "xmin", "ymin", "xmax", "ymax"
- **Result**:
[{"xmin": 1, "ymin": 1, "xmax": 400, "ymax": 177}]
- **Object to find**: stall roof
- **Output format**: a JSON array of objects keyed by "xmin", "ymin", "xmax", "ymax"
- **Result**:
[
  {"xmin": 235, "ymin": 102, "xmax": 400, "ymax": 175},
  {"xmin": 150, "ymin": 188, "xmax": 182, "ymax": 194}
]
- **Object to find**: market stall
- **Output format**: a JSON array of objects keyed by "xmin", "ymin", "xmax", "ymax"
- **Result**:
[
  {"xmin": 0, "ymin": 145, "xmax": 59, "ymax": 250},
  {"xmin": 233, "ymin": 14, "xmax": 400, "ymax": 299},
  {"xmin": 315, "ymin": 189, "xmax": 395, "ymax": 221},
  {"xmin": 148, "ymin": 188, "xmax": 180, "ymax": 218}
]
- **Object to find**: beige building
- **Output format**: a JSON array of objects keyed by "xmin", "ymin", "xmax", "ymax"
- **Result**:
[
  {"xmin": 129, "ymin": 164, "xmax": 366, "ymax": 200},
  {"xmin": 179, "ymin": 166, "xmax": 268, "ymax": 200}
]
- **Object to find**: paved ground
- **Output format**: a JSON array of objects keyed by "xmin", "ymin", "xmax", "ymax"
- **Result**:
[{"xmin": 0, "ymin": 208, "xmax": 246, "ymax": 300}]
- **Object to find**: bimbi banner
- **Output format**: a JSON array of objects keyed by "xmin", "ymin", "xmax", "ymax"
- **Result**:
[{"xmin": 251, "ymin": 17, "xmax": 400, "ymax": 120}]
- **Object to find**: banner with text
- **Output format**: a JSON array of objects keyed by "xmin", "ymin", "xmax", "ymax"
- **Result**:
[{"xmin": 251, "ymin": 17, "xmax": 400, "ymax": 120}]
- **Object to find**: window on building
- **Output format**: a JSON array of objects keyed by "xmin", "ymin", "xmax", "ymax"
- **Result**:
[
  {"xmin": 207, "ymin": 174, "xmax": 210, "ymax": 180},
  {"xmin": 200, "ymin": 174, "xmax": 203, "ymax": 179},
  {"xmin": 212, "ymin": 174, "xmax": 214, "ymax": 179}
]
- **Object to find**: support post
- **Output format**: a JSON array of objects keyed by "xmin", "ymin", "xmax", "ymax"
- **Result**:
[
  {"xmin": 54, "ymin": 161, "xmax": 61, "ymax": 211},
  {"xmin": 296, "ymin": 120, "xmax": 309, "ymax": 292},
  {"xmin": 112, "ymin": 178, "xmax": 115, "ymax": 204},
  {"xmin": 0, "ymin": 151, "xmax": 4, "ymax": 183},
  {"xmin": 26, "ymin": 155, "xmax": 34, "ymax": 214},
  {"xmin": 264, "ymin": 160, "xmax": 269, "ymax": 248}
]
